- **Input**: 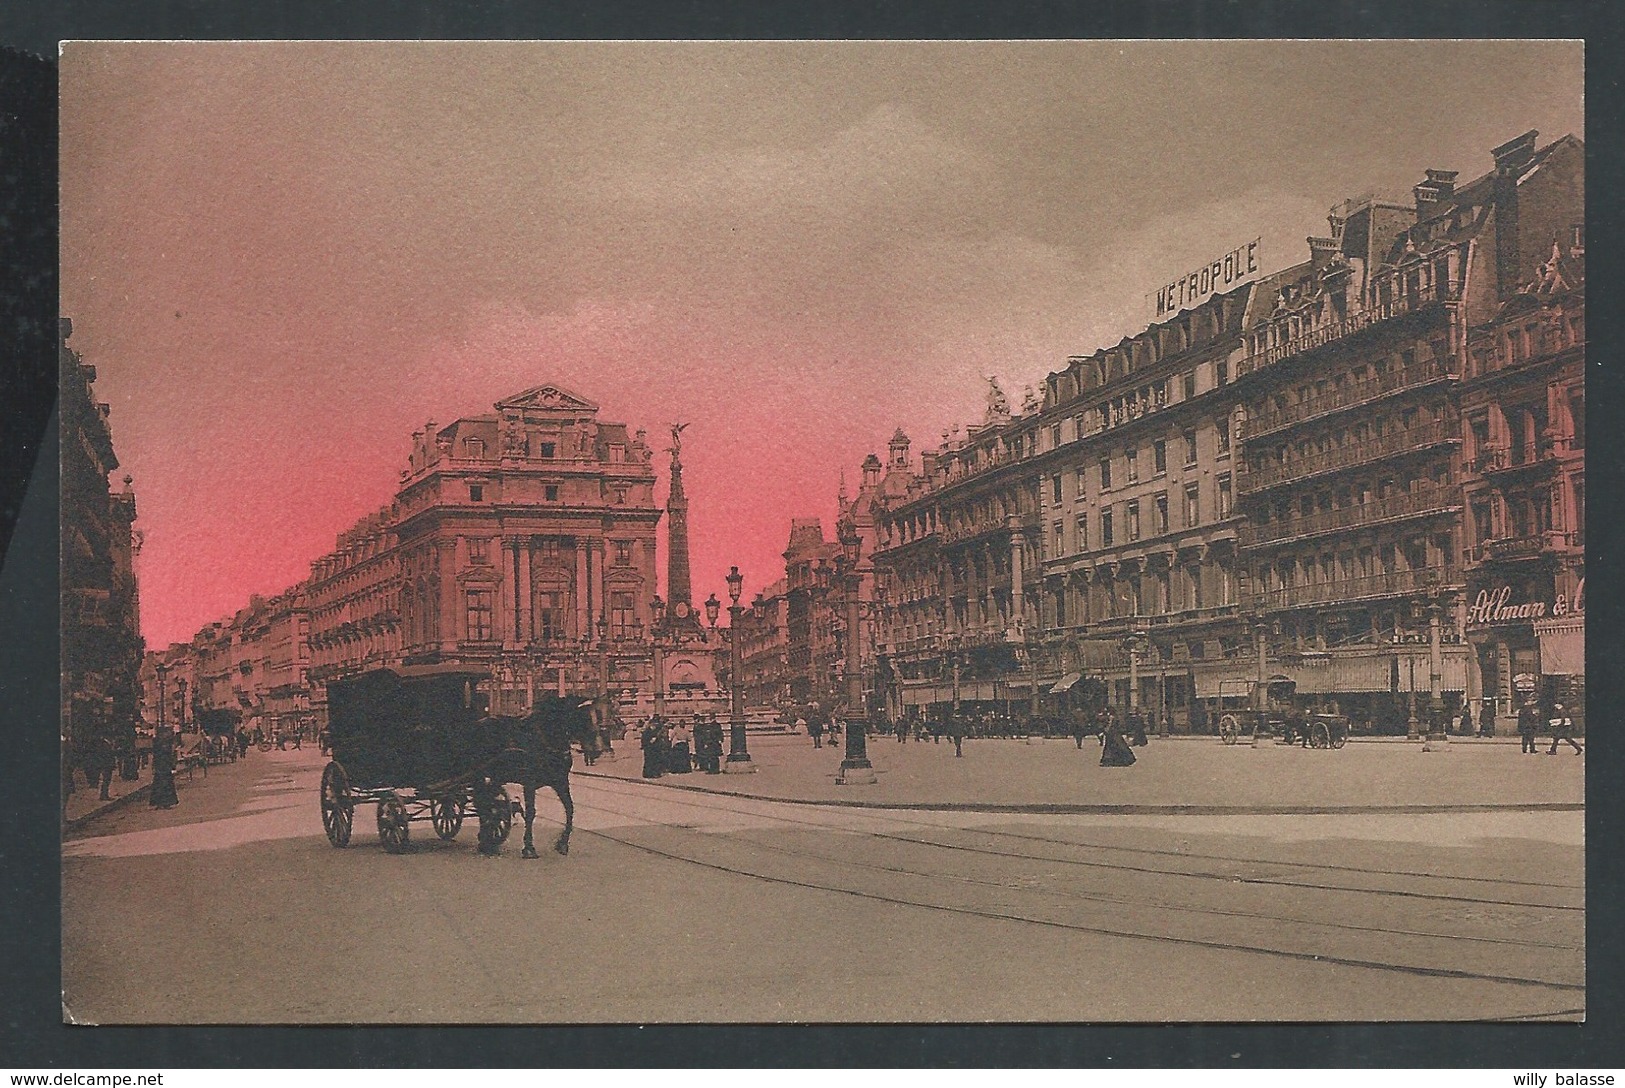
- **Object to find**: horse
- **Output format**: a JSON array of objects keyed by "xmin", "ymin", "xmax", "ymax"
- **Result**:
[{"xmin": 474, "ymin": 695, "xmax": 600, "ymax": 859}]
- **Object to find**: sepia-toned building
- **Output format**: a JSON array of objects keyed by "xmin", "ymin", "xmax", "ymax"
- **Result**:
[
  {"xmin": 1460, "ymin": 229, "xmax": 1585, "ymax": 731},
  {"xmin": 308, "ymin": 383, "xmax": 665, "ymax": 715},
  {"xmin": 61, "ymin": 318, "xmax": 145, "ymax": 777},
  {"xmin": 150, "ymin": 383, "xmax": 681, "ymax": 728},
  {"xmin": 1233, "ymin": 130, "xmax": 1582, "ymax": 733},
  {"xmin": 733, "ymin": 576, "xmax": 790, "ymax": 711},
  {"xmin": 783, "ymin": 518, "xmax": 841, "ymax": 709},
  {"xmin": 869, "ymin": 129, "xmax": 1583, "ymax": 735}
]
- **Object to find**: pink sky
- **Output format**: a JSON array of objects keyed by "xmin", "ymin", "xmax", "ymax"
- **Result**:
[{"xmin": 58, "ymin": 40, "xmax": 1584, "ymax": 649}]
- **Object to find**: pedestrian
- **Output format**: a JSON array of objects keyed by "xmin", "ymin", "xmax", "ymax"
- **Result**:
[
  {"xmin": 1456, "ymin": 702, "xmax": 1473, "ymax": 737},
  {"xmin": 895, "ymin": 716, "xmax": 908, "ymax": 743},
  {"xmin": 1546, "ymin": 703, "xmax": 1582, "ymax": 755},
  {"xmin": 1479, "ymin": 697, "xmax": 1496, "ymax": 738},
  {"xmin": 86, "ymin": 735, "xmax": 116, "ymax": 801},
  {"xmin": 1129, "ymin": 709, "xmax": 1149, "ymax": 747},
  {"xmin": 1517, "ymin": 700, "xmax": 1540, "ymax": 754},
  {"xmin": 1099, "ymin": 714, "xmax": 1137, "ymax": 767},
  {"xmin": 945, "ymin": 712, "xmax": 965, "ymax": 757},
  {"xmin": 669, "ymin": 719, "xmax": 693, "ymax": 773},
  {"xmin": 292, "ymin": 727, "xmax": 302, "ymax": 750},
  {"xmin": 237, "ymin": 728, "xmax": 251, "ymax": 759},
  {"xmin": 695, "ymin": 715, "xmax": 723, "ymax": 774},
  {"xmin": 641, "ymin": 718, "xmax": 667, "ymax": 779},
  {"xmin": 807, "ymin": 714, "xmax": 823, "ymax": 749},
  {"xmin": 1069, "ymin": 708, "xmax": 1090, "ymax": 749}
]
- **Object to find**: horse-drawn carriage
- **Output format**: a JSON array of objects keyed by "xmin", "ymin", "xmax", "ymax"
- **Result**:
[
  {"xmin": 1215, "ymin": 675, "xmax": 1348, "ymax": 748},
  {"xmin": 319, "ymin": 664, "xmax": 598, "ymax": 857}
]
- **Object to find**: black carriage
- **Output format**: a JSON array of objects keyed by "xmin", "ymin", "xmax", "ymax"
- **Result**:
[{"xmin": 319, "ymin": 664, "xmax": 514, "ymax": 853}]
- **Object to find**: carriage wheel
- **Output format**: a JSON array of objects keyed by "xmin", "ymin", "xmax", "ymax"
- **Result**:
[
  {"xmin": 377, "ymin": 795, "xmax": 410, "ymax": 853},
  {"xmin": 1218, "ymin": 714, "xmax": 1240, "ymax": 745},
  {"xmin": 431, "ymin": 798, "xmax": 464, "ymax": 841},
  {"xmin": 1331, "ymin": 725, "xmax": 1348, "ymax": 749},
  {"xmin": 1309, "ymin": 721, "xmax": 1331, "ymax": 749},
  {"xmin": 320, "ymin": 762, "xmax": 353, "ymax": 848},
  {"xmin": 493, "ymin": 795, "xmax": 514, "ymax": 845},
  {"xmin": 258, "ymin": 739, "xmax": 272, "ymax": 752}
]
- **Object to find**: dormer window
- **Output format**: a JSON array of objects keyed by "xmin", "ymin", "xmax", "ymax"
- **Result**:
[{"xmin": 463, "ymin": 437, "xmax": 485, "ymax": 459}]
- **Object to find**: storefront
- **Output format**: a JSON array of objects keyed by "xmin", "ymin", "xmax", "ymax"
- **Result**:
[{"xmin": 1467, "ymin": 575, "xmax": 1584, "ymax": 731}]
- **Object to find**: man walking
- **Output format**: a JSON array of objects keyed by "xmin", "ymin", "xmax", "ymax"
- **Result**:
[
  {"xmin": 1546, "ymin": 703, "xmax": 1582, "ymax": 755},
  {"xmin": 945, "ymin": 712, "xmax": 965, "ymax": 757}
]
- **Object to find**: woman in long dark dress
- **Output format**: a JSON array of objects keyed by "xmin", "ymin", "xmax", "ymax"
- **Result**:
[
  {"xmin": 1099, "ymin": 714, "xmax": 1137, "ymax": 767},
  {"xmin": 641, "ymin": 719, "xmax": 667, "ymax": 778}
]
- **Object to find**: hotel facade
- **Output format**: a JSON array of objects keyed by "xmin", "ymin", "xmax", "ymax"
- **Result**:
[{"xmin": 866, "ymin": 130, "xmax": 1584, "ymax": 733}]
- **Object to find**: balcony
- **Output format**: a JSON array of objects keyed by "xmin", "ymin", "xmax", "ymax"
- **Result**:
[
  {"xmin": 1236, "ymin": 281, "xmax": 1453, "ymax": 381},
  {"xmin": 1243, "ymin": 358, "xmax": 1456, "ymax": 440},
  {"xmin": 1253, "ymin": 566, "xmax": 1456, "ymax": 612},
  {"xmin": 1475, "ymin": 530, "xmax": 1583, "ymax": 563},
  {"xmin": 1467, "ymin": 442, "xmax": 1564, "ymax": 478},
  {"xmin": 1239, "ymin": 486, "xmax": 1460, "ymax": 549},
  {"xmin": 1238, "ymin": 418, "xmax": 1460, "ymax": 493}
]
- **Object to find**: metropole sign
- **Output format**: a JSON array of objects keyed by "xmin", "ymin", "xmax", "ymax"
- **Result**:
[{"xmin": 1152, "ymin": 238, "xmax": 1262, "ymax": 319}]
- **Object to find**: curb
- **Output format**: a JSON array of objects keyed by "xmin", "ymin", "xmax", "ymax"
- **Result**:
[
  {"xmin": 575, "ymin": 770, "xmax": 1583, "ymax": 817},
  {"xmin": 63, "ymin": 782, "xmax": 152, "ymax": 833}
]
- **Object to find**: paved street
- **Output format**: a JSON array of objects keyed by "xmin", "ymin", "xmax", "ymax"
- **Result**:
[{"xmin": 63, "ymin": 737, "xmax": 1582, "ymax": 1024}]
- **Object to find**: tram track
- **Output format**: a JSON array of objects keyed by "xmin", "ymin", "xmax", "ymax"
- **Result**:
[
  {"xmin": 560, "ymin": 776, "xmax": 1583, "ymax": 1007},
  {"xmin": 577, "ymin": 774, "xmax": 1583, "ymax": 912}
]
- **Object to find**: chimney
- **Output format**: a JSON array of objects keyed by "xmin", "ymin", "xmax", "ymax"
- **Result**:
[
  {"xmin": 1307, "ymin": 236, "xmax": 1338, "ymax": 268},
  {"xmin": 1492, "ymin": 131, "xmax": 1538, "ymax": 300}
]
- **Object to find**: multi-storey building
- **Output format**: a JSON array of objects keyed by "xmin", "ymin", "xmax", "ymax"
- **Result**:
[
  {"xmin": 149, "ymin": 383, "xmax": 685, "ymax": 728},
  {"xmin": 1460, "ymin": 232, "xmax": 1585, "ymax": 730},
  {"xmin": 61, "ymin": 318, "xmax": 145, "ymax": 775},
  {"xmin": 734, "ymin": 576, "xmax": 790, "ymax": 711},
  {"xmin": 1234, "ymin": 130, "xmax": 1581, "ymax": 733},
  {"xmin": 874, "ymin": 288, "xmax": 1251, "ymax": 726},
  {"xmin": 782, "ymin": 518, "xmax": 844, "ymax": 709},
  {"xmin": 308, "ymin": 383, "xmax": 665, "ymax": 716},
  {"xmin": 871, "ymin": 129, "xmax": 1582, "ymax": 734}
]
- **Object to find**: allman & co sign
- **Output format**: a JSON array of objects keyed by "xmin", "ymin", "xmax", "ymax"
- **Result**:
[
  {"xmin": 1153, "ymin": 238, "xmax": 1261, "ymax": 318},
  {"xmin": 1466, "ymin": 578, "xmax": 1585, "ymax": 627}
]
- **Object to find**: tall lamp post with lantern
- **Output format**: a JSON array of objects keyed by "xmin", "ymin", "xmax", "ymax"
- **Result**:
[
  {"xmin": 836, "ymin": 518, "xmax": 876, "ymax": 785},
  {"xmin": 722, "ymin": 567, "xmax": 756, "ymax": 772},
  {"xmin": 650, "ymin": 596, "xmax": 667, "ymax": 721}
]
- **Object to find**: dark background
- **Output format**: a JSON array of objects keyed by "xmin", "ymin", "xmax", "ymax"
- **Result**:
[{"xmin": 1, "ymin": 0, "xmax": 1620, "ymax": 1069}]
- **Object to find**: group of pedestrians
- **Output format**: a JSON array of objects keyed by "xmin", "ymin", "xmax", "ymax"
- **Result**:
[
  {"xmin": 640, "ymin": 714, "xmax": 727, "ymax": 778},
  {"xmin": 1516, "ymin": 700, "xmax": 1582, "ymax": 755}
]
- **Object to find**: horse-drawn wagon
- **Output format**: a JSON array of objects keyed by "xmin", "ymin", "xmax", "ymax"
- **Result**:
[
  {"xmin": 319, "ymin": 664, "xmax": 598, "ymax": 857},
  {"xmin": 1215, "ymin": 675, "xmax": 1348, "ymax": 748}
]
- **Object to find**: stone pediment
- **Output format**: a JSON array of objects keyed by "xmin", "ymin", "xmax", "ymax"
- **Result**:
[{"xmin": 495, "ymin": 384, "xmax": 600, "ymax": 415}]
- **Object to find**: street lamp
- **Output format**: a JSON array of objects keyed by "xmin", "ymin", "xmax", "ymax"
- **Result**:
[
  {"xmin": 150, "ymin": 662, "xmax": 178, "ymax": 809},
  {"xmin": 651, "ymin": 595, "xmax": 667, "ymax": 720},
  {"xmin": 596, "ymin": 614, "xmax": 610, "ymax": 697},
  {"xmin": 176, "ymin": 677, "xmax": 188, "ymax": 734},
  {"xmin": 836, "ymin": 520, "xmax": 876, "ymax": 785},
  {"xmin": 723, "ymin": 565, "xmax": 755, "ymax": 773}
]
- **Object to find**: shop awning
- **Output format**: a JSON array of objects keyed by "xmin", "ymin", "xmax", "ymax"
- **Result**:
[
  {"xmin": 1536, "ymin": 619, "xmax": 1585, "ymax": 676},
  {"xmin": 1051, "ymin": 671, "xmax": 1083, "ymax": 693}
]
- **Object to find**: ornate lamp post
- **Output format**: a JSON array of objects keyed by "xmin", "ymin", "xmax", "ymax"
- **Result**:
[
  {"xmin": 149, "ymin": 662, "xmax": 179, "ymax": 809},
  {"xmin": 722, "ymin": 567, "xmax": 756, "ymax": 772},
  {"xmin": 651, "ymin": 595, "xmax": 667, "ymax": 720},
  {"xmin": 836, "ymin": 520, "xmax": 876, "ymax": 785},
  {"xmin": 1124, "ymin": 628, "xmax": 1150, "ymax": 712},
  {"xmin": 176, "ymin": 677, "xmax": 188, "ymax": 733}
]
